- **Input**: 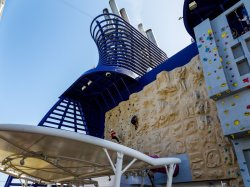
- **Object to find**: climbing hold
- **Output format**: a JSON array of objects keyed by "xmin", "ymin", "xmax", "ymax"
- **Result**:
[
  {"xmin": 224, "ymin": 110, "xmax": 229, "ymax": 115},
  {"xmin": 220, "ymin": 57, "xmax": 223, "ymax": 62},
  {"xmin": 231, "ymin": 134, "xmax": 235, "ymax": 139},
  {"xmin": 221, "ymin": 101, "xmax": 225, "ymax": 105},
  {"xmin": 243, "ymin": 78, "xmax": 249, "ymax": 83},
  {"xmin": 213, "ymin": 47, "xmax": 218, "ymax": 52},
  {"xmin": 221, "ymin": 32, "xmax": 227, "ymax": 38},
  {"xmin": 233, "ymin": 95, "xmax": 240, "ymax": 99},
  {"xmin": 207, "ymin": 72, "xmax": 211, "ymax": 76},
  {"xmin": 234, "ymin": 120, "xmax": 240, "ymax": 126},
  {"xmin": 208, "ymin": 29, "xmax": 213, "ymax": 35},
  {"xmin": 208, "ymin": 86, "xmax": 212, "ymax": 90},
  {"xmin": 197, "ymin": 44, "xmax": 202, "ymax": 48},
  {"xmin": 231, "ymin": 103, "xmax": 236, "ymax": 106},
  {"xmin": 226, "ymin": 61, "xmax": 231, "ymax": 65},
  {"xmin": 226, "ymin": 90, "xmax": 231, "ymax": 93},
  {"xmin": 216, "ymin": 76, "xmax": 221, "ymax": 80},
  {"xmin": 225, "ymin": 123, "xmax": 230, "ymax": 127},
  {"xmin": 247, "ymin": 105, "xmax": 250, "ymax": 109},
  {"xmin": 232, "ymin": 83, "xmax": 238, "ymax": 87},
  {"xmin": 203, "ymin": 58, "xmax": 208, "ymax": 62},
  {"xmin": 216, "ymin": 93, "xmax": 222, "ymax": 97},
  {"xmin": 221, "ymin": 83, "xmax": 227, "ymax": 87},
  {"xmin": 240, "ymin": 127, "xmax": 245, "ymax": 130},
  {"xmin": 244, "ymin": 112, "xmax": 250, "ymax": 116},
  {"xmin": 218, "ymin": 66, "xmax": 223, "ymax": 69}
]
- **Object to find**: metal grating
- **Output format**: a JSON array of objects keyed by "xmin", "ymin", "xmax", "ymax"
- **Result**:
[{"xmin": 38, "ymin": 98, "xmax": 88, "ymax": 134}]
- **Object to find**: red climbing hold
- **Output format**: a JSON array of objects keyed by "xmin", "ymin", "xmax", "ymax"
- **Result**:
[
  {"xmin": 243, "ymin": 78, "xmax": 249, "ymax": 83},
  {"xmin": 247, "ymin": 105, "xmax": 250, "ymax": 109}
]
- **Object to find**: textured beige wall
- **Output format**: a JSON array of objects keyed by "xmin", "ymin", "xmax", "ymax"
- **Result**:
[{"xmin": 104, "ymin": 56, "xmax": 242, "ymax": 185}]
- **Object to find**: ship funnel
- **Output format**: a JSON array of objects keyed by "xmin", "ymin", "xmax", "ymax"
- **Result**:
[
  {"xmin": 109, "ymin": 0, "xmax": 120, "ymax": 16},
  {"xmin": 120, "ymin": 8, "xmax": 130, "ymax": 23},
  {"xmin": 103, "ymin": 8, "xmax": 111, "ymax": 20},
  {"xmin": 138, "ymin": 23, "xmax": 147, "ymax": 37},
  {"xmin": 0, "ymin": 0, "xmax": 5, "ymax": 19},
  {"xmin": 146, "ymin": 29, "xmax": 158, "ymax": 46}
]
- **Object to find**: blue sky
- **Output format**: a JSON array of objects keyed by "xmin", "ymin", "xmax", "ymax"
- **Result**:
[{"xmin": 0, "ymin": 0, "xmax": 190, "ymax": 184}]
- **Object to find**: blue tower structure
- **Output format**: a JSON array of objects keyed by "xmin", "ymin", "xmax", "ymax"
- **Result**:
[{"xmin": 183, "ymin": 0, "xmax": 250, "ymax": 185}]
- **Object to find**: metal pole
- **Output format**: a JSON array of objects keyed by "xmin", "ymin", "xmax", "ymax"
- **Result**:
[
  {"xmin": 114, "ymin": 152, "xmax": 124, "ymax": 187},
  {"xmin": 120, "ymin": 8, "xmax": 130, "ymax": 23},
  {"xmin": 138, "ymin": 23, "xmax": 147, "ymax": 37},
  {"xmin": 165, "ymin": 164, "xmax": 176, "ymax": 187},
  {"xmin": 109, "ymin": 0, "xmax": 120, "ymax": 16},
  {"xmin": 146, "ymin": 29, "xmax": 158, "ymax": 46}
]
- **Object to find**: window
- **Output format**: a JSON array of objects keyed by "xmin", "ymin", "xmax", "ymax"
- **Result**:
[
  {"xmin": 243, "ymin": 149, "xmax": 250, "ymax": 174},
  {"xmin": 246, "ymin": 38, "xmax": 250, "ymax": 52},
  {"xmin": 232, "ymin": 43, "xmax": 244, "ymax": 59},
  {"xmin": 237, "ymin": 59, "xmax": 250, "ymax": 76},
  {"xmin": 227, "ymin": 5, "xmax": 250, "ymax": 39}
]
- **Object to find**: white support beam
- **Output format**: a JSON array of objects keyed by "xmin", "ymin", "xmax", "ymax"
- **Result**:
[
  {"xmin": 114, "ymin": 152, "xmax": 123, "ymax": 187},
  {"xmin": 165, "ymin": 163, "xmax": 176, "ymax": 187},
  {"xmin": 122, "ymin": 158, "xmax": 137, "ymax": 174},
  {"xmin": 103, "ymin": 148, "xmax": 116, "ymax": 173}
]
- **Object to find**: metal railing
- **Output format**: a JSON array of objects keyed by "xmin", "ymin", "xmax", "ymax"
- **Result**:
[{"xmin": 90, "ymin": 13, "xmax": 168, "ymax": 77}]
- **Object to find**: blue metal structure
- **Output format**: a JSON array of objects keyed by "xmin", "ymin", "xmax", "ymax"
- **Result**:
[
  {"xmin": 4, "ymin": 12, "xmax": 199, "ymax": 187},
  {"xmin": 183, "ymin": 0, "xmax": 240, "ymax": 38}
]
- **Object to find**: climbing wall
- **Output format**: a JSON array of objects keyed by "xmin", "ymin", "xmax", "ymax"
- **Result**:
[
  {"xmin": 104, "ymin": 55, "xmax": 242, "ymax": 186},
  {"xmin": 194, "ymin": 4, "xmax": 250, "ymax": 137}
]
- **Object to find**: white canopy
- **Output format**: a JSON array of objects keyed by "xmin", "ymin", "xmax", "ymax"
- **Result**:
[{"xmin": 0, "ymin": 124, "xmax": 181, "ymax": 187}]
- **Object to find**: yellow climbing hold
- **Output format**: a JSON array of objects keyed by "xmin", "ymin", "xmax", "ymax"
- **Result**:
[
  {"xmin": 225, "ymin": 123, "xmax": 230, "ymax": 127},
  {"xmin": 226, "ymin": 90, "xmax": 231, "ymax": 93},
  {"xmin": 216, "ymin": 93, "xmax": 222, "ymax": 97},
  {"xmin": 248, "ymin": 131, "xmax": 250, "ymax": 135},
  {"xmin": 233, "ymin": 94, "xmax": 240, "ymax": 99},
  {"xmin": 221, "ymin": 83, "xmax": 227, "ymax": 87},
  {"xmin": 208, "ymin": 29, "xmax": 213, "ymax": 35},
  {"xmin": 213, "ymin": 47, "xmax": 218, "ymax": 52},
  {"xmin": 224, "ymin": 110, "xmax": 229, "ymax": 115},
  {"xmin": 208, "ymin": 86, "xmax": 212, "ymax": 90},
  {"xmin": 221, "ymin": 32, "xmax": 227, "ymax": 38},
  {"xmin": 220, "ymin": 57, "xmax": 223, "ymax": 62},
  {"xmin": 207, "ymin": 72, "xmax": 211, "ymax": 76},
  {"xmin": 240, "ymin": 127, "xmax": 245, "ymax": 131},
  {"xmin": 232, "ymin": 83, "xmax": 238, "ymax": 87},
  {"xmin": 226, "ymin": 61, "xmax": 231, "ymax": 65},
  {"xmin": 216, "ymin": 76, "xmax": 221, "ymax": 80},
  {"xmin": 231, "ymin": 134, "xmax": 235, "ymax": 139},
  {"xmin": 218, "ymin": 66, "xmax": 223, "ymax": 69},
  {"xmin": 221, "ymin": 101, "xmax": 225, "ymax": 105},
  {"xmin": 244, "ymin": 112, "xmax": 250, "ymax": 116},
  {"xmin": 234, "ymin": 120, "xmax": 240, "ymax": 126}
]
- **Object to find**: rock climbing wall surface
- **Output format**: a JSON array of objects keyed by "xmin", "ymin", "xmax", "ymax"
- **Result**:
[
  {"xmin": 193, "ymin": 2, "xmax": 250, "ymax": 185},
  {"xmin": 104, "ymin": 56, "xmax": 242, "ymax": 185}
]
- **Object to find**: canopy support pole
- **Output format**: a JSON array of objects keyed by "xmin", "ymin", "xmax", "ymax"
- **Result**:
[
  {"xmin": 114, "ymin": 152, "xmax": 123, "ymax": 187},
  {"xmin": 165, "ymin": 163, "xmax": 176, "ymax": 187}
]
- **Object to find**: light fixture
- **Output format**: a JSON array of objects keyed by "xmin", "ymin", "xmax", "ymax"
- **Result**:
[
  {"xmin": 81, "ymin": 85, "xmax": 87, "ymax": 91},
  {"xmin": 105, "ymin": 72, "xmax": 111, "ymax": 77},
  {"xmin": 189, "ymin": 1, "xmax": 197, "ymax": 11},
  {"xmin": 87, "ymin": 80, "xmax": 92, "ymax": 86}
]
